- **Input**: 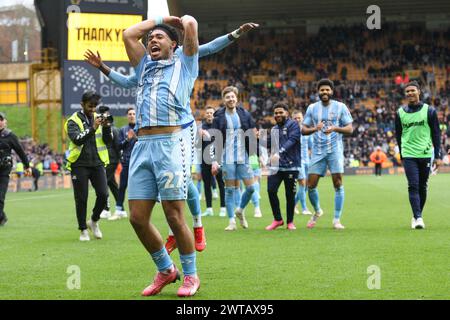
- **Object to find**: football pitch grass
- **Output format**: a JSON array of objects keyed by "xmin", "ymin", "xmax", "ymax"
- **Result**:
[{"xmin": 1, "ymin": 174, "xmax": 449, "ymax": 300}]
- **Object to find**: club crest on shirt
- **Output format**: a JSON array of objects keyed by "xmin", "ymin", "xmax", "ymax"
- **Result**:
[{"xmin": 153, "ymin": 68, "xmax": 163, "ymax": 80}]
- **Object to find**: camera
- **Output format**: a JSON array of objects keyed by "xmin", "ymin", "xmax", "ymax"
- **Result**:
[
  {"xmin": 97, "ymin": 105, "xmax": 114, "ymax": 125},
  {"xmin": 0, "ymin": 150, "xmax": 12, "ymax": 169}
]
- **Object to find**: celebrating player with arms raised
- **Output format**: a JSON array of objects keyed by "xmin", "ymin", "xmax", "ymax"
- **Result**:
[{"xmin": 123, "ymin": 15, "xmax": 200, "ymax": 297}]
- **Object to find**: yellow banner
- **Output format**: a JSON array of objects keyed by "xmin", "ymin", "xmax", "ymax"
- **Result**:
[{"xmin": 67, "ymin": 13, "xmax": 142, "ymax": 61}]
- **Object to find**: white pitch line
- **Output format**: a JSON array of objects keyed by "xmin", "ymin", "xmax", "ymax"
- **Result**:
[{"xmin": 8, "ymin": 193, "xmax": 73, "ymax": 202}]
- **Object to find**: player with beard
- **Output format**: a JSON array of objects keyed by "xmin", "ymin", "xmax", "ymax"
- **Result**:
[
  {"xmin": 211, "ymin": 86, "xmax": 258, "ymax": 231},
  {"xmin": 302, "ymin": 79, "xmax": 353, "ymax": 230},
  {"xmin": 265, "ymin": 103, "xmax": 301, "ymax": 230}
]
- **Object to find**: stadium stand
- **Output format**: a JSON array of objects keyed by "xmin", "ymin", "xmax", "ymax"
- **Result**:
[{"xmin": 192, "ymin": 23, "xmax": 450, "ymax": 167}]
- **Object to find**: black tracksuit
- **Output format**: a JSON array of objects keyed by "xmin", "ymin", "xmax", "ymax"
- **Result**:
[
  {"xmin": 200, "ymin": 121, "xmax": 225, "ymax": 208},
  {"xmin": 266, "ymin": 119, "xmax": 301, "ymax": 224},
  {"xmin": 0, "ymin": 128, "xmax": 30, "ymax": 224},
  {"xmin": 105, "ymin": 126, "xmax": 121, "ymax": 210},
  {"xmin": 116, "ymin": 123, "xmax": 136, "ymax": 210},
  {"xmin": 67, "ymin": 111, "xmax": 112, "ymax": 230}
]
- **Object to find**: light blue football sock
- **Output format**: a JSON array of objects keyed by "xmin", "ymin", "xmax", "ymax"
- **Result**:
[
  {"xmin": 251, "ymin": 181, "xmax": 260, "ymax": 208},
  {"xmin": 187, "ymin": 180, "xmax": 201, "ymax": 217},
  {"xmin": 298, "ymin": 185, "xmax": 308, "ymax": 211},
  {"xmin": 239, "ymin": 183, "xmax": 256, "ymax": 210},
  {"xmin": 234, "ymin": 187, "xmax": 241, "ymax": 208},
  {"xmin": 308, "ymin": 187, "xmax": 321, "ymax": 212},
  {"xmin": 180, "ymin": 252, "xmax": 197, "ymax": 276},
  {"xmin": 225, "ymin": 187, "xmax": 235, "ymax": 218},
  {"xmin": 334, "ymin": 186, "xmax": 345, "ymax": 220},
  {"xmin": 150, "ymin": 247, "xmax": 173, "ymax": 272},
  {"xmin": 196, "ymin": 180, "xmax": 202, "ymax": 194}
]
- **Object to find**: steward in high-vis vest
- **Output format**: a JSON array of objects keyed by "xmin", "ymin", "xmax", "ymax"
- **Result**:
[
  {"xmin": 395, "ymin": 81, "xmax": 442, "ymax": 230},
  {"xmin": 65, "ymin": 91, "xmax": 112, "ymax": 241}
]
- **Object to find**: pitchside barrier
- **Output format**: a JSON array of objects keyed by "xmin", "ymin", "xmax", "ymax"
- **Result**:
[{"xmin": 8, "ymin": 166, "xmax": 450, "ymax": 192}]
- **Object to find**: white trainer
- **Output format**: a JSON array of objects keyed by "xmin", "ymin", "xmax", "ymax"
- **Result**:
[
  {"xmin": 411, "ymin": 218, "xmax": 417, "ymax": 229},
  {"xmin": 212, "ymin": 190, "xmax": 219, "ymax": 199},
  {"xmin": 333, "ymin": 219, "xmax": 345, "ymax": 230},
  {"xmin": 235, "ymin": 208, "xmax": 249, "ymax": 229},
  {"xmin": 201, "ymin": 208, "xmax": 214, "ymax": 217},
  {"xmin": 415, "ymin": 217, "xmax": 425, "ymax": 229},
  {"xmin": 225, "ymin": 220, "xmax": 237, "ymax": 231},
  {"xmin": 294, "ymin": 206, "xmax": 300, "ymax": 215},
  {"xmin": 79, "ymin": 230, "xmax": 90, "ymax": 241},
  {"xmin": 87, "ymin": 220, "xmax": 103, "ymax": 239},
  {"xmin": 117, "ymin": 210, "xmax": 128, "ymax": 218},
  {"xmin": 254, "ymin": 207, "xmax": 262, "ymax": 218},
  {"xmin": 100, "ymin": 210, "xmax": 111, "ymax": 219},
  {"xmin": 302, "ymin": 209, "xmax": 313, "ymax": 215},
  {"xmin": 108, "ymin": 210, "xmax": 127, "ymax": 221},
  {"xmin": 219, "ymin": 207, "xmax": 227, "ymax": 217}
]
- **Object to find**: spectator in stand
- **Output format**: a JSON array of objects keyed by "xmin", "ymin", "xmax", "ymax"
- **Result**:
[
  {"xmin": 50, "ymin": 160, "xmax": 59, "ymax": 176},
  {"xmin": 370, "ymin": 146, "xmax": 387, "ymax": 177}
]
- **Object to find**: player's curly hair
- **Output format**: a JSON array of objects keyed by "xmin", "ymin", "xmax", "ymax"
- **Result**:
[
  {"xmin": 273, "ymin": 102, "xmax": 289, "ymax": 112},
  {"xmin": 317, "ymin": 78, "xmax": 335, "ymax": 91}
]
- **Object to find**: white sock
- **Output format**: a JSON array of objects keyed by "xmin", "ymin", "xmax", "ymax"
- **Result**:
[{"xmin": 193, "ymin": 215, "xmax": 202, "ymax": 228}]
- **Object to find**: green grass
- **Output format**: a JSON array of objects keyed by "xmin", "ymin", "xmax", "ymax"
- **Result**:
[
  {"xmin": 0, "ymin": 105, "xmax": 128, "ymax": 152},
  {"xmin": 1, "ymin": 174, "xmax": 449, "ymax": 300}
]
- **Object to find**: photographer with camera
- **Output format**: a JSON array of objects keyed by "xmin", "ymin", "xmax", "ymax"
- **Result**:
[
  {"xmin": 0, "ymin": 112, "xmax": 32, "ymax": 226},
  {"xmin": 65, "ymin": 91, "xmax": 112, "ymax": 241}
]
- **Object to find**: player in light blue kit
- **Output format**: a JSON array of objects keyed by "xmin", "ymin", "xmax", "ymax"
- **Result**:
[
  {"xmin": 84, "ymin": 22, "xmax": 259, "ymax": 253},
  {"xmin": 292, "ymin": 110, "xmax": 313, "ymax": 216},
  {"xmin": 123, "ymin": 15, "xmax": 200, "ymax": 297},
  {"xmin": 211, "ymin": 86, "xmax": 259, "ymax": 231},
  {"xmin": 302, "ymin": 79, "xmax": 353, "ymax": 230}
]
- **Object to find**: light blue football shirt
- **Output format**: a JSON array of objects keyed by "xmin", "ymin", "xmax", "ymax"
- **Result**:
[
  {"xmin": 224, "ymin": 110, "xmax": 245, "ymax": 164},
  {"xmin": 300, "ymin": 134, "xmax": 313, "ymax": 164},
  {"xmin": 303, "ymin": 99, "xmax": 353, "ymax": 155},
  {"xmin": 133, "ymin": 47, "xmax": 198, "ymax": 129},
  {"xmin": 110, "ymin": 35, "xmax": 232, "ymax": 89}
]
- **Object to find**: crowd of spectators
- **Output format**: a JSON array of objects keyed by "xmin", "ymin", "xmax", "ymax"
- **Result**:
[
  {"xmin": 12, "ymin": 137, "xmax": 65, "ymax": 176},
  {"xmin": 194, "ymin": 23, "xmax": 450, "ymax": 167},
  {"xmin": 8, "ymin": 24, "xmax": 450, "ymax": 171}
]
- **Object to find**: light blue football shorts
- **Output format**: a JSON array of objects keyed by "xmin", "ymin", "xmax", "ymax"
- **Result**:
[
  {"xmin": 128, "ymin": 130, "xmax": 191, "ymax": 201},
  {"xmin": 308, "ymin": 152, "xmax": 344, "ymax": 177},
  {"xmin": 298, "ymin": 161, "xmax": 310, "ymax": 180}
]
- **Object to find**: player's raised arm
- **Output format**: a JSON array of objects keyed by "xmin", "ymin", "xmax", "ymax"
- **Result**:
[
  {"xmin": 84, "ymin": 49, "xmax": 138, "ymax": 89},
  {"xmin": 198, "ymin": 22, "xmax": 259, "ymax": 58},
  {"xmin": 180, "ymin": 15, "xmax": 199, "ymax": 56}
]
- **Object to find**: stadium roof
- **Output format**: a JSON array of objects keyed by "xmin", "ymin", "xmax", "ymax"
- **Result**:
[{"xmin": 170, "ymin": 0, "xmax": 450, "ymax": 27}]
